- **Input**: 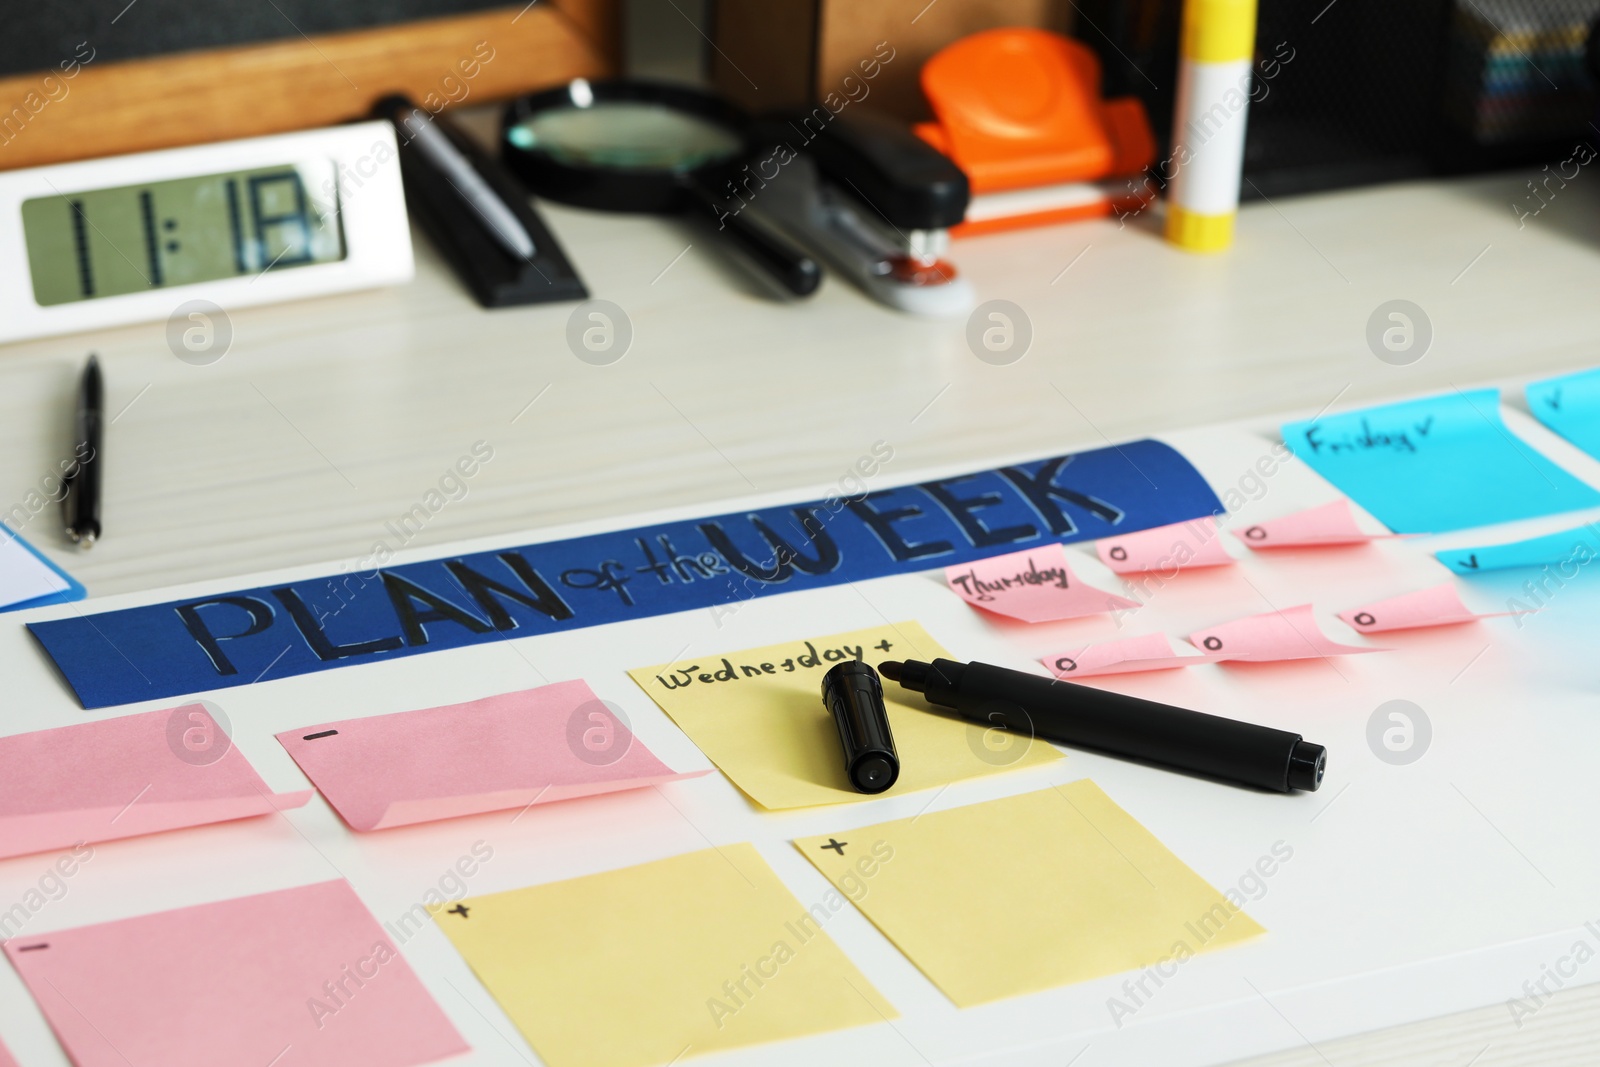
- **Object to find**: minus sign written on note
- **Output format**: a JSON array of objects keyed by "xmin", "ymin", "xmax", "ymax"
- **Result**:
[
  {"xmin": 302, "ymin": 730, "xmax": 339, "ymax": 740},
  {"xmin": 17, "ymin": 944, "xmax": 49, "ymax": 952}
]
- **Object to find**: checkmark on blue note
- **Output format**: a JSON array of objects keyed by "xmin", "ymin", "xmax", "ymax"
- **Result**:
[
  {"xmin": 1527, "ymin": 368, "xmax": 1600, "ymax": 461},
  {"xmin": 1283, "ymin": 389, "xmax": 1600, "ymax": 533},
  {"xmin": 1436, "ymin": 523, "xmax": 1600, "ymax": 574}
]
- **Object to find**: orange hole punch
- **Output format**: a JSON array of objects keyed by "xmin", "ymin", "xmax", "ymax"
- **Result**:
[{"xmin": 914, "ymin": 28, "xmax": 1159, "ymax": 236}]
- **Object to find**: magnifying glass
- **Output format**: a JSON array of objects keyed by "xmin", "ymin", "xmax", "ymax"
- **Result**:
[{"xmin": 501, "ymin": 80, "xmax": 821, "ymax": 297}]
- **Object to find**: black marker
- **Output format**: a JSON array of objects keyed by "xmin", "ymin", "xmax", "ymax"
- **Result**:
[{"xmin": 879, "ymin": 658, "xmax": 1325, "ymax": 793}]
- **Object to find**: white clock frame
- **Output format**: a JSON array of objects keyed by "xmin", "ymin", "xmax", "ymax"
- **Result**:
[{"xmin": 0, "ymin": 120, "xmax": 414, "ymax": 344}]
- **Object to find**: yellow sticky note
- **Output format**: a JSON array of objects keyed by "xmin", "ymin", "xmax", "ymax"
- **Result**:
[
  {"xmin": 435, "ymin": 845, "xmax": 895, "ymax": 1067},
  {"xmin": 628, "ymin": 622, "xmax": 1061, "ymax": 809},
  {"xmin": 795, "ymin": 781, "xmax": 1265, "ymax": 1006}
]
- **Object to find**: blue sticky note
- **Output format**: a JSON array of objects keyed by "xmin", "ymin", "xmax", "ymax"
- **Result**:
[
  {"xmin": 1437, "ymin": 523, "xmax": 1600, "ymax": 574},
  {"xmin": 1282, "ymin": 390, "xmax": 1600, "ymax": 533},
  {"xmin": 1, "ymin": 526, "xmax": 86, "ymax": 613},
  {"xmin": 1527, "ymin": 368, "xmax": 1600, "ymax": 460}
]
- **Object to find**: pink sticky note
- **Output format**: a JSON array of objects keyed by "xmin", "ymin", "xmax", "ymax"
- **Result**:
[
  {"xmin": 0, "ymin": 1036, "xmax": 16, "ymax": 1067},
  {"xmin": 1232, "ymin": 500, "xmax": 1395, "ymax": 549},
  {"xmin": 1042, "ymin": 632, "xmax": 1220, "ymax": 679},
  {"xmin": 1338, "ymin": 583, "xmax": 1516, "ymax": 633},
  {"xmin": 0, "ymin": 706, "xmax": 310, "ymax": 861},
  {"xmin": 277, "ymin": 680, "xmax": 705, "ymax": 831},
  {"xmin": 945, "ymin": 543, "xmax": 1137, "ymax": 623},
  {"xmin": 1188, "ymin": 604, "xmax": 1381, "ymax": 662},
  {"xmin": 1096, "ymin": 517, "xmax": 1234, "ymax": 574},
  {"xmin": 3, "ymin": 880, "xmax": 467, "ymax": 1067}
]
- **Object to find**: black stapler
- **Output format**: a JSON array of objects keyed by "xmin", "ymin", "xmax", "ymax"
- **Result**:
[{"xmin": 746, "ymin": 110, "xmax": 972, "ymax": 316}]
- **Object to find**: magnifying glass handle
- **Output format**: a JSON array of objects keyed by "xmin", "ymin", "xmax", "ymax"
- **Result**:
[
  {"xmin": 720, "ymin": 209, "xmax": 823, "ymax": 297},
  {"xmin": 689, "ymin": 183, "xmax": 822, "ymax": 297}
]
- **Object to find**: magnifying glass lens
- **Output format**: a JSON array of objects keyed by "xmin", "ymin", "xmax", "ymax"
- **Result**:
[
  {"xmin": 502, "ymin": 82, "xmax": 822, "ymax": 296},
  {"xmin": 506, "ymin": 103, "xmax": 743, "ymax": 172}
]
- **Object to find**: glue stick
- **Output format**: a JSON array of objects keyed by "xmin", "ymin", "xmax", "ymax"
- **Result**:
[{"xmin": 1164, "ymin": 0, "xmax": 1257, "ymax": 252}]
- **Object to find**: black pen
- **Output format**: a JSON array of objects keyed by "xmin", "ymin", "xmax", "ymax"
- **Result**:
[
  {"xmin": 389, "ymin": 100, "xmax": 536, "ymax": 262},
  {"xmin": 879, "ymin": 658, "xmax": 1326, "ymax": 793},
  {"xmin": 64, "ymin": 354, "xmax": 102, "ymax": 547}
]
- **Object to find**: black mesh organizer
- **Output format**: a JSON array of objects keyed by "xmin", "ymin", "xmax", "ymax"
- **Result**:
[{"xmin": 1076, "ymin": 0, "xmax": 1600, "ymax": 197}]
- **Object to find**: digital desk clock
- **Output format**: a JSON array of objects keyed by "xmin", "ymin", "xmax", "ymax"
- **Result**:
[{"xmin": 0, "ymin": 121, "xmax": 413, "ymax": 344}]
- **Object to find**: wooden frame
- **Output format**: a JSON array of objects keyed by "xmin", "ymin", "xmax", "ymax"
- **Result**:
[
  {"xmin": 0, "ymin": 1, "xmax": 619, "ymax": 172},
  {"xmin": 711, "ymin": 0, "xmax": 1073, "ymax": 121}
]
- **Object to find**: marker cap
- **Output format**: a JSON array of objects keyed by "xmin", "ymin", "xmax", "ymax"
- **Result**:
[
  {"xmin": 1287, "ymin": 740, "xmax": 1326, "ymax": 792},
  {"xmin": 821, "ymin": 662, "xmax": 900, "ymax": 794}
]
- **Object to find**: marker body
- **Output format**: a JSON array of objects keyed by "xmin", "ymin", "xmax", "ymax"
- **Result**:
[
  {"xmin": 1165, "ymin": 0, "xmax": 1257, "ymax": 252},
  {"xmin": 886, "ymin": 658, "xmax": 1323, "ymax": 792}
]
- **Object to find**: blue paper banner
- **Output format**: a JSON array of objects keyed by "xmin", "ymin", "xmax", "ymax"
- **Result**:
[{"xmin": 29, "ymin": 441, "xmax": 1220, "ymax": 709}]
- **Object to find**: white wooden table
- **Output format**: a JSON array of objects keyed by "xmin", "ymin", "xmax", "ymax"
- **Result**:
[{"xmin": 3, "ymin": 150, "xmax": 1599, "ymax": 1065}]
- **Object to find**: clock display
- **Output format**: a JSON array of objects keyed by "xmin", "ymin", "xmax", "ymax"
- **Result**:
[{"xmin": 21, "ymin": 160, "xmax": 346, "ymax": 307}]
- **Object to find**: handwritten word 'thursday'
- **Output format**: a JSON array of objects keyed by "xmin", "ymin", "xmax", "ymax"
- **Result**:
[{"xmin": 947, "ymin": 556, "xmax": 1070, "ymax": 602}]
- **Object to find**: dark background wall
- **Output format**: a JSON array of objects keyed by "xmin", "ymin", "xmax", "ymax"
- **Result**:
[{"xmin": 0, "ymin": 1, "xmax": 509, "ymax": 76}]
